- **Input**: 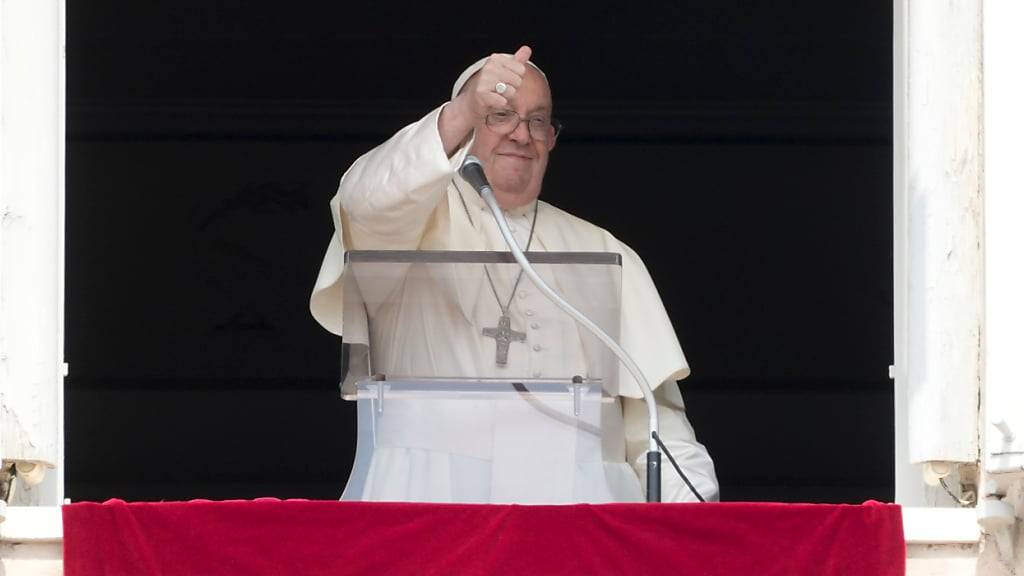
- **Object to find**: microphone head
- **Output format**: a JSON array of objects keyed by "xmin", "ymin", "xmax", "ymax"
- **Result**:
[{"xmin": 459, "ymin": 155, "xmax": 491, "ymax": 193}]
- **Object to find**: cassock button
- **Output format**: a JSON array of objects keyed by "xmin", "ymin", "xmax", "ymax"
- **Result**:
[
  {"xmin": 525, "ymin": 309, "xmax": 535, "ymax": 316},
  {"xmin": 533, "ymin": 344, "xmax": 542, "ymax": 352},
  {"xmin": 530, "ymin": 322, "xmax": 540, "ymax": 329},
  {"xmin": 533, "ymin": 371, "xmax": 542, "ymax": 378},
  {"xmin": 518, "ymin": 291, "xmax": 528, "ymax": 299}
]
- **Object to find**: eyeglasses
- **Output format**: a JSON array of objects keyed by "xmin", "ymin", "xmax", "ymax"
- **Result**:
[{"xmin": 485, "ymin": 110, "xmax": 563, "ymax": 142}]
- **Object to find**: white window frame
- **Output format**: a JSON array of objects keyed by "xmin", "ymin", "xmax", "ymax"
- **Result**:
[
  {"xmin": 0, "ymin": 0, "xmax": 67, "ymax": 509},
  {"xmin": 893, "ymin": 0, "xmax": 984, "ymax": 508},
  {"xmin": 894, "ymin": 0, "xmax": 1024, "ymax": 551}
]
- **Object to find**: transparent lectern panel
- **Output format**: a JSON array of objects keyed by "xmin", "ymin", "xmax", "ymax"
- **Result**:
[
  {"xmin": 340, "ymin": 251, "xmax": 622, "ymax": 394},
  {"xmin": 342, "ymin": 378, "xmax": 643, "ymax": 504}
]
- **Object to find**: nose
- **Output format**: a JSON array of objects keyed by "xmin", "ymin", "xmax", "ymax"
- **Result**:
[{"xmin": 507, "ymin": 118, "xmax": 531, "ymax": 144}]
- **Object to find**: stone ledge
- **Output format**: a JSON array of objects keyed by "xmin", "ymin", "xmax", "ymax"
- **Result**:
[
  {"xmin": 903, "ymin": 507, "xmax": 981, "ymax": 545},
  {"xmin": 0, "ymin": 507, "xmax": 62, "ymax": 543}
]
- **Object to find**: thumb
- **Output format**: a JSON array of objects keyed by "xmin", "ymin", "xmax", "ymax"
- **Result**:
[{"xmin": 513, "ymin": 45, "xmax": 532, "ymax": 64}]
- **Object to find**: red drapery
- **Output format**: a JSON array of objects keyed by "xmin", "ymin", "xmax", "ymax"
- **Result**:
[{"xmin": 63, "ymin": 499, "xmax": 904, "ymax": 575}]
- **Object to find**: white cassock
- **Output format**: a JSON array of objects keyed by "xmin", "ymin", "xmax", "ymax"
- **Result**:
[{"xmin": 310, "ymin": 104, "xmax": 719, "ymax": 503}]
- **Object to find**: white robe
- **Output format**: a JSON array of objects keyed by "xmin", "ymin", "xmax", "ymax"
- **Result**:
[{"xmin": 310, "ymin": 104, "xmax": 719, "ymax": 503}]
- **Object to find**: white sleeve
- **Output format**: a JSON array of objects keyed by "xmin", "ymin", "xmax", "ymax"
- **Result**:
[
  {"xmin": 623, "ymin": 382, "xmax": 720, "ymax": 502},
  {"xmin": 310, "ymin": 104, "xmax": 462, "ymax": 335},
  {"xmin": 338, "ymin": 104, "xmax": 458, "ymax": 250}
]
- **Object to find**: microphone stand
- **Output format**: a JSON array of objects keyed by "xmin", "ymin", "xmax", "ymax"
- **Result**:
[{"xmin": 468, "ymin": 161, "xmax": 663, "ymax": 502}]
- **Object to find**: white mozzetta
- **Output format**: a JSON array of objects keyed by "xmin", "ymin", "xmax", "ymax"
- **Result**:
[{"xmin": 0, "ymin": 0, "xmax": 66, "ymax": 506}]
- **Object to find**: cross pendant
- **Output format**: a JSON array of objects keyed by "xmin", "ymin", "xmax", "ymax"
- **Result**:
[{"xmin": 481, "ymin": 314, "xmax": 527, "ymax": 366}]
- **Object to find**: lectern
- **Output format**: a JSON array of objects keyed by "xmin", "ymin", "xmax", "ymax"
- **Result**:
[{"xmin": 338, "ymin": 250, "xmax": 643, "ymax": 503}]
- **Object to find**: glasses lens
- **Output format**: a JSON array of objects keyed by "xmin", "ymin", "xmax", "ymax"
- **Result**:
[
  {"xmin": 486, "ymin": 110, "xmax": 519, "ymax": 133},
  {"xmin": 486, "ymin": 112, "xmax": 560, "ymax": 141},
  {"xmin": 528, "ymin": 118, "xmax": 558, "ymax": 142}
]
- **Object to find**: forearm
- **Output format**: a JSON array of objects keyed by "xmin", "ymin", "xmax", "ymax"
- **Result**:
[
  {"xmin": 624, "ymin": 383, "xmax": 720, "ymax": 502},
  {"xmin": 438, "ymin": 96, "xmax": 476, "ymax": 157},
  {"xmin": 338, "ymin": 105, "xmax": 459, "ymax": 250}
]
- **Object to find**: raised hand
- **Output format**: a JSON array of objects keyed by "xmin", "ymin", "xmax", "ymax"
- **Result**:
[
  {"xmin": 466, "ymin": 45, "xmax": 532, "ymax": 116},
  {"xmin": 439, "ymin": 46, "xmax": 533, "ymax": 156}
]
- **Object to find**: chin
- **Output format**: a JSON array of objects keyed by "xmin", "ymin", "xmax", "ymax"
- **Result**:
[
  {"xmin": 494, "ymin": 190, "xmax": 540, "ymax": 210},
  {"xmin": 489, "ymin": 170, "xmax": 542, "ymax": 205}
]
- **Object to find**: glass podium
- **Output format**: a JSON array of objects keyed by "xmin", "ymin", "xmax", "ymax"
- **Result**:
[{"xmin": 338, "ymin": 250, "xmax": 642, "ymax": 504}]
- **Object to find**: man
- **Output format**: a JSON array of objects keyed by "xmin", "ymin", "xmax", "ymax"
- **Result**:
[{"xmin": 311, "ymin": 46, "xmax": 718, "ymax": 502}]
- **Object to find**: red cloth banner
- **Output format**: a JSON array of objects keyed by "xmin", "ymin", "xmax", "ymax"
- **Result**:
[{"xmin": 63, "ymin": 499, "xmax": 904, "ymax": 575}]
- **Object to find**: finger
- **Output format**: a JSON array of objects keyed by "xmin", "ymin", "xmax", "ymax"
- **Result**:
[
  {"xmin": 474, "ymin": 76, "xmax": 504, "ymax": 97},
  {"xmin": 489, "ymin": 55, "xmax": 525, "ymax": 79},
  {"xmin": 513, "ymin": 45, "xmax": 532, "ymax": 64},
  {"xmin": 492, "ymin": 68, "xmax": 523, "ymax": 89},
  {"xmin": 479, "ymin": 92, "xmax": 508, "ymax": 110},
  {"xmin": 477, "ymin": 68, "xmax": 523, "ymax": 94},
  {"xmin": 476, "ymin": 77, "xmax": 513, "ymax": 100},
  {"xmin": 495, "ymin": 84, "xmax": 517, "ymax": 101},
  {"xmin": 506, "ymin": 66, "xmax": 526, "ymax": 87}
]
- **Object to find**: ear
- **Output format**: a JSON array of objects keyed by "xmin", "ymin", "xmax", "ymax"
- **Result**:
[{"xmin": 546, "ymin": 135, "xmax": 557, "ymax": 152}]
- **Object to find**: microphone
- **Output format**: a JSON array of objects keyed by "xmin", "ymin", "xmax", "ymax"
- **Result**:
[{"xmin": 459, "ymin": 155, "xmax": 491, "ymax": 195}]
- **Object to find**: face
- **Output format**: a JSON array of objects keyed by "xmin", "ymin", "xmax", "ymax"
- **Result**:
[{"xmin": 468, "ymin": 67, "xmax": 556, "ymax": 209}]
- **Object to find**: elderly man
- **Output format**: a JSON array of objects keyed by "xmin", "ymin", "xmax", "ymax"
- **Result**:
[{"xmin": 311, "ymin": 46, "xmax": 718, "ymax": 503}]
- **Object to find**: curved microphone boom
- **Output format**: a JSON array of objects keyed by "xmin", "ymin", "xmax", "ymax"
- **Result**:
[{"xmin": 459, "ymin": 155, "xmax": 700, "ymax": 503}]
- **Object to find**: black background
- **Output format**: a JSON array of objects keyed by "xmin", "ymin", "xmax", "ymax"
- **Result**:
[{"xmin": 65, "ymin": 1, "xmax": 894, "ymax": 502}]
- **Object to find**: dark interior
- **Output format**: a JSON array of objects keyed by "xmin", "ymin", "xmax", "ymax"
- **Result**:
[{"xmin": 65, "ymin": 1, "xmax": 894, "ymax": 503}]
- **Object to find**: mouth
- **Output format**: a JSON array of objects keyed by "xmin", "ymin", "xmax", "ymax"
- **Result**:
[{"xmin": 495, "ymin": 151, "xmax": 535, "ymax": 160}]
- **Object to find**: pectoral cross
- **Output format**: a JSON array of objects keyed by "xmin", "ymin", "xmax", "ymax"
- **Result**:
[{"xmin": 482, "ymin": 314, "xmax": 527, "ymax": 366}]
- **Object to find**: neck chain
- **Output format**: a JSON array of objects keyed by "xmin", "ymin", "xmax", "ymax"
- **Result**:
[
  {"xmin": 482, "ymin": 202, "xmax": 538, "ymax": 313},
  {"xmin": 454, "ymin": 180, "xmax": 540, "ymax": 365}
]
